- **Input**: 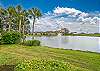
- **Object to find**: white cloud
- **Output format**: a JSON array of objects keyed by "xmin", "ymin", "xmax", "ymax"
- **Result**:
[
  {"xmin": 53, "ymin": 7, "xmax": 89, "ymax": 17},
  {"xmin": 29, "ymin": 7, "xmax": 100, "ymax": 33},
  {"xmin": 77, "ymin": 16, "xmax": 100, "ymax": 25},
  {"xmin": 79, "ymin": 12, "xmax": 89, "ymax": 17}
]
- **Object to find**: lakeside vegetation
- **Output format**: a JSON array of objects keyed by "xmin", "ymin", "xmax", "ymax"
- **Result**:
[
  {"xmin": 25, "ymin": 33, "xmax": 100, "ymax": 37},
  {"xmin": 64, "ymin": 33, "xmax": 100, "ymax": 37},
  {"xmin": 0, "ymin": 44, "xmax": 100, "ymax": 71}
]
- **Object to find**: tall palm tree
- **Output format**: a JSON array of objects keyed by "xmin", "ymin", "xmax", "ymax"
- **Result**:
[
  {"xmin": 7, "ymin": 6, "xmax": 16, "ymax": 32},
  {"xmin": 28, "ymin": 8, "xmax": 42, "ymax": 34},
  {"xmin": 18, "ymin": 10, "xmax": 30, "ymax": 42},
  {"xmin": 16, "ymin": 5, "xmax": 23, "ymax": 33},
  {"xmin": 0, "ymin": 7, "xmax": 6, "ymax": 32},
  {"xmin": 21, "ymin": 10, "xmax": 29, "ymax": 35},
  {"xmin": 0, "ymin": 7, "xmax": 4, "ymax": 32},
  {"xmin": 0, "ymin": 18, "xmax": 2, "ymax": 33},
  {"xmin": 16, "ymin": 5, "xmax": 30, "ymax": 34}
]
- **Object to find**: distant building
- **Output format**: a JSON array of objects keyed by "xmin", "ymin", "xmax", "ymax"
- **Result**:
[
  {"xmin": 59, "ymin": 28, "xmax": 69, "ymax": 34},
  {"xmin": 32, "ymin": 28, "xmax": 69, "ymax": 36}
]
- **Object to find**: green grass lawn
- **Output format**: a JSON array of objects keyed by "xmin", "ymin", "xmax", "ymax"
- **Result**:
[{"xmin": 0, "ymin": 44, "xmax": 100, "ymax": 71}]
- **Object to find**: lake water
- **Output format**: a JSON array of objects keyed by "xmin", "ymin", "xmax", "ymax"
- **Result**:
[{"xmin": 26, "ymin": 36, "xmax": 100, "ymax": 53}]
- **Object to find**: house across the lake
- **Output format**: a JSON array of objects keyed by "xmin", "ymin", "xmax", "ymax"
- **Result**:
[{"xmin": 58, "ymin": 28, "xmax": 69, "ymax": 34}]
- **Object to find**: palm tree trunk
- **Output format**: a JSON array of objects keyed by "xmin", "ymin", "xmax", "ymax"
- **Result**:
[
  {"xmin": 8, "ymin": 24, "xmax": 11, "ymax": 32},
  {"xmin": 19, "ymin": 19, "xmax": 21, "ymax": 32},
  {"xmin": 22, "ymin": 25, "xmax": 25, "ymax": 35},
  {"xmin": 22, "ymin": 25, "xmax": 25, "ymax": 42},
  {"xmin": 32, "ymin": 17, "xmax": 36, "ymax": 34}
]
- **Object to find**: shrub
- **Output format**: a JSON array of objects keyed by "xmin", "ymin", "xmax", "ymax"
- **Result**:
[
  {"xmin": 1, "ymin": 31, "xmax": 22, "ymax": 44},
  {"xmin": 22, "ymin": 40, "xmax": 40, "ymax": 46}
]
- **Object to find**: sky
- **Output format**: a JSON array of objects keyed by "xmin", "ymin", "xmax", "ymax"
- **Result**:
[
  {"xmin": 0, "ymin": 0, "xmax": 100, "ymax": 13},
  {"xmin": 0, "ymin": 0, "xmax": 100, "ymax": 33}
]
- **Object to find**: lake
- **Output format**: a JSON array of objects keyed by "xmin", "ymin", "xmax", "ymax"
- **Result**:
[{"xmin": 26, "ymin": 36, "xmax": 100, "ymax": 53}]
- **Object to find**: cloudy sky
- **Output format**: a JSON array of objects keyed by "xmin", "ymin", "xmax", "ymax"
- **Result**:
[{"xmin": 0, "ymin": 0, "xmax": 100, "ymax": 33}]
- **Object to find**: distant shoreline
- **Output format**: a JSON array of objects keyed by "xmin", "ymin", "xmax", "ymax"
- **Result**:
[
  {"xmin": 26, "ymin": 33, "xmax": 100, "ymax": 37},
  {"xmin": 64, "ymin": 33, "xmax": 100, "ymax": 37}
]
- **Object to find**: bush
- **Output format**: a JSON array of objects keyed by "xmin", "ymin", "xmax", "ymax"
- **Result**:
[
  {"xmin": 22, "ymin": 40, "xmax": 41, "ymax": 46},
  {"xmin": 1, "ymin": 31, "xmax": 22, "ymax": 44}
]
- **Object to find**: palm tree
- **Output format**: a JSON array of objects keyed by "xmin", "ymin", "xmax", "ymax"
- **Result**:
[
  {"xmin": 0, "ymin": 18, "xmax": 2, "ymax": 33},
  {"xmin": 18, "ymin": 10, "xmax": 30, "ymax": 42},
  {"xmin": 15, "ymin": 5, "xmax": 31, "ymax": 34},
  {"xmin": 16, "ymin": 5, "xmax": 23, "ymax": 33},
  {"xmin": 6, "ymin": 6, "xmax": 16, "ymax": 32},
  {"xmin": 28, "ymin": 8, "xmax": 42, "ymax": 34},
  {"xmin": 0, "ymin": 7, "xmax": 6, "ymax": 32},
  {"xmin": 0, "ymin": 7, "xmax": 3, "ymax": 32},
  {"xmin": 21, "ymin": 10, "xmax": 29, "ymax": 35}
]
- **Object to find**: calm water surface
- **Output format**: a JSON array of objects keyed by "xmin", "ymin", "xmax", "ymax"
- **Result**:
[{"xmin": 26, "ymin": 36, "xmax": 100, "ymax": 53}]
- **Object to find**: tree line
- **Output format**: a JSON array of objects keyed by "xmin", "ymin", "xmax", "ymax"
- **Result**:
[{"xmin": 0, "ymin": 5, "xmax": 42, "ymax": 35}]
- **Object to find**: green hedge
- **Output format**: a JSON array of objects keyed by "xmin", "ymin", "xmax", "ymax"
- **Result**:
[
  {"xmin": 22, "ymin": 40, "xmax": 41, "ymax": 46},
  {"xmin": 1, "ymin": 31, "xmax": 22, "ymax": 44}
]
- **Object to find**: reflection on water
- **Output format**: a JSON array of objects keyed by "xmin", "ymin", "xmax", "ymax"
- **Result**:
[{"xmin": 26, "ymin": 36, "xmax": 100, "ymax": 53}]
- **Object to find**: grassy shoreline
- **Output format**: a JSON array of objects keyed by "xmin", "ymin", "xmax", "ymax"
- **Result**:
[
  {"xmin": 64, "ymin": 33, "xmax": 100, "ymax": 37},
  {"xmin": 0, "ymin": 44, "xmax": 100, "ymax": 71},
  {"xmin": 25, "ymin": 33, "xmax": 100, "ymax": 37}
]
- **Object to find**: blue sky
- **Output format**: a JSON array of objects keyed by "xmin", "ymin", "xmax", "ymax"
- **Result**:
[
  {"xmin": 0, "ymin": 0, "xmax": 100, "ymax": 13},
  {"xmin": 0, "ymin": 0, "xmax": 100, "ymax": 33}
]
